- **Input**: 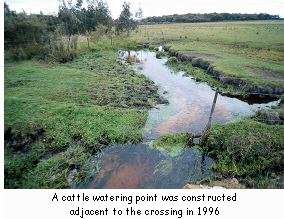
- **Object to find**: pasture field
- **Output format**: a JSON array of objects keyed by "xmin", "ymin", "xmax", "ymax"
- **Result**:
[{"xmin": 131, "ymin": 21, "xmax": 284, "ymax": 93}]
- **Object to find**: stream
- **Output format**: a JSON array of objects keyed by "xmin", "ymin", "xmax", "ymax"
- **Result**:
[{"xmin": 80, "ymin": 50, "xmax": 279, "ymax": 189}]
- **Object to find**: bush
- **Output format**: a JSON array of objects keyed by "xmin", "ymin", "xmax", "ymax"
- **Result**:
[
  {"xmin": 6, "ymin": 43, "xmax": 50, "ymax": 61},
  {"xmin": 10, "ymin": 48, "xmax": 28, "ymax": 60},
  {"xmin": 50, "ymin": 37, "xmax": 77, "ymax": 63},
  {"xmin": 155, "ymin": 51, "xmax": 165, "ymax": 59},
  {"xmin": 149, "ymin": 45, "xmax": 156, "ymax": 50},
  {"xmin": 166, "ymin": 56, "xmax": 178, "ymax": 64},
  {"xmin": 52, "ymin": 48, "xmax": 77, "ymax": 63}
]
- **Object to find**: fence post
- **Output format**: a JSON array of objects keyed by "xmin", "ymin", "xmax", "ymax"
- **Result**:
[
  {"xmin": 205, "ymin": 88, "xmax": 219, "ymax": 131},
  {"xmin": 161, "ymin": 31, "xmax": 165, "ymax": 41},
  {"xmin": 199, "ymin": 88, "xmax": 219, "ymax": 144}
]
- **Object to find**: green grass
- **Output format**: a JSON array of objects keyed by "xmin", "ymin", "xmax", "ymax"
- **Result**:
[
  {"xmin": 4, "ymin": 48, "xmax": 164, "ymax": 188},
  {"xmin": 152, "ymin": 133, "xmax": 192, "ymax": 157},
  {"xmin": 131, "ymin": 21, "xmax": 284, "ymax": 92},
  {"xmin": 203, "ymin": 116, "xmax": 284, "ymax": 188}
]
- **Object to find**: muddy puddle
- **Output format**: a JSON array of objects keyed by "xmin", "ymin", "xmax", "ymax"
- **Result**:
[{"xmin": 80, "ymin": 50, "xmax": 279, "ymax": 189}]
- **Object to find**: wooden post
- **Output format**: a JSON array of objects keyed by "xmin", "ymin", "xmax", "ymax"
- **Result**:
[
  {"xmin": 48, "ymin": 39, "xmax": 52, "ymax": 50},
  {"xmin": 199, "ymin": 88, "xmax": 219, "ymax": 144},
  {"xmin": 161, "ymin": 31, "xmax": 165, "ymax": 41},
  {"xmin": 205, "ymin": 88, "xmax": 218, "ymax": 131}
]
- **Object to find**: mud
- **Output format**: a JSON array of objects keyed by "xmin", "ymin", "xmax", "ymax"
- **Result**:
[{"xmin": 5, "ymin": 127, "xmax": 45, "ymax": 152}]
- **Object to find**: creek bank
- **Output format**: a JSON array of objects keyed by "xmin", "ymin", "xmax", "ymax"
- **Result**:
[
  {"xmin": 203, "ymin": 111, "xmax": 284, "ymax": 188},
  {"xmin": 161, "ymin": 45, "xmax": 284, "ymax": 96}
]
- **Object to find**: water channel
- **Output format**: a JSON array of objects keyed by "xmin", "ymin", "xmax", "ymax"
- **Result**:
[{"xmin": 81, "ymin": 50, "xmax": 278, "ymax": 189}]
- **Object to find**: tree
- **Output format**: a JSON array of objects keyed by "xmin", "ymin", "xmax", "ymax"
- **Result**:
[
  {"xmin": 85, "ymin": 0, "xmax": 112, "ymax": 48},
  {"xmin": 115, "ymin": 2, "xmax": 137, "ymax": 36},
  {"xmin": 58, "ymin": 0, "xmax": 112, "ymax": 49},
  {"xmin": 4, "ymin": 3, "xmax": 51, "ymax": 59},
  {"xmin": 58, "ymin": 0, "xmax": 82, "ymax": 49},
  {"xmin": 135, "ymin": 6, "xmax": 143, "ymax": 22}
]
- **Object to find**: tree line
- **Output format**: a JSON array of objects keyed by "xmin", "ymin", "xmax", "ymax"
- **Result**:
[
  {"xmin": 142, "ymin": 13, "xmax": 280, "ymax": 24},
  {"xmin": 4, "ymin": 0, "xmax": 142, "ymax": 62}
]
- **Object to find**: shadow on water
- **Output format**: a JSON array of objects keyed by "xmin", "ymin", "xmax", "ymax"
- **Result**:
[{"xmin": 80, "ymin": 50, "xmax": 279, "ymax": 189}]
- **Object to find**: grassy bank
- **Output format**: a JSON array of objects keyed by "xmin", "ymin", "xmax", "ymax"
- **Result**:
[
  {"xmin": 131, "ymin": 21, "xmax": 284, "ymax": 95},
  {"xmin": 4, "ymin": 46, "xmax": 165, "ymax": 188},
  {"xmin": 203, "ymin": 111, "xmax": 284, "ymax": 188}
]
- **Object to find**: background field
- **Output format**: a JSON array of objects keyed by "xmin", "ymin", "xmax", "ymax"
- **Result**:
[{"xmin": 131, "ymin": 21, "xmax": 284, "ymax": 89}]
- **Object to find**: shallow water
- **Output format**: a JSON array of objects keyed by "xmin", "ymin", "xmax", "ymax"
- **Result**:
[
  {"xmin": 81, "ymin": 50, "xmax": 278, "ymax": 189},
  {"xmin": 83, "ymin": 144, "xmax": 214, "ymax": 189}
]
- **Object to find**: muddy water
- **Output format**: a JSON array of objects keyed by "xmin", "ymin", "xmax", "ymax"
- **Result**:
[{"xmin": 82, "ymin": 50, "xmax": 278, "ymax": 189}]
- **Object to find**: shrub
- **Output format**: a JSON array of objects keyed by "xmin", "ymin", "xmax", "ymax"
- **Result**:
[
  {"xmin": 166, "ymin": 56, "xmax": 178, "ymax": 64},
  {"xmin": 52, "ymin": 48, "xmax": 77, "ymax": 63},
  {"xmin": 149, "ymin": 45, "xmax": 155, "ymax": 50},
  {"xmin": 50, "ymin": 37, "xmax": 77, "ymax": 63},
  {"xmin": 155, "ymin": 51, "xmax": 165, "ymax": 59}
]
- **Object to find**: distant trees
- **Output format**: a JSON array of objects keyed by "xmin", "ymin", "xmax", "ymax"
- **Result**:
[
  {"xmin": 143, "ymin": 13, "xmax": 280, "ymax": 24},
  {"xmin": 85, "ymin": 0, "xmax": 112, "ymax": 48},
  {"xmin": 115, "ymin": 2, "xmax": 137, "ymax": 36}
]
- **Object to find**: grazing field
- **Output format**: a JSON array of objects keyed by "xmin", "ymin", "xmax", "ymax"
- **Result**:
[
  {"xmin": 131, "ymin": 21, "xmax": 284, "ymax": 94},
  {"xmin": 4, "ymin": 47, "xmax": 165, "ymax": 188}
]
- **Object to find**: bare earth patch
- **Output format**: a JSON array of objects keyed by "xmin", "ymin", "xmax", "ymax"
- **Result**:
[
  {"xmin": 246, "ymin": 65, "xmax": 284, "ymax": 82},
  {"xmin": 188, "ymin": 53, "xmax": 220, "ymax": 61}
]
